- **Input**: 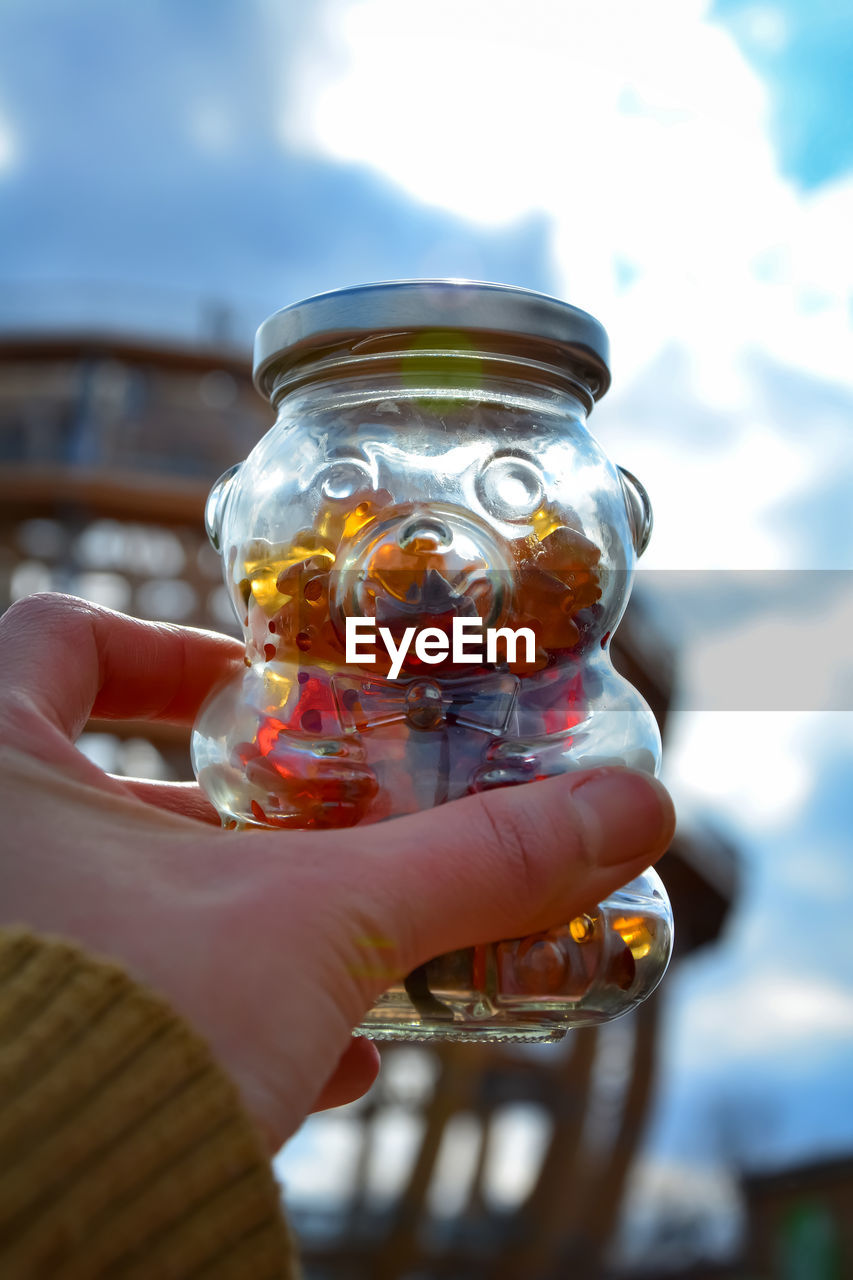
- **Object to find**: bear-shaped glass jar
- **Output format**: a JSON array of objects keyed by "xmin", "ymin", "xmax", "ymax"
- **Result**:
[{"xmin": 192, "ymin": 280, "xmax": 673, "ymax": 1043}]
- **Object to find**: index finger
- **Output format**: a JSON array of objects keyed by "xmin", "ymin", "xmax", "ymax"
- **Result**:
[{"xmin": 0, "ymin": 593, "xmax": 243, "ymax": 740}]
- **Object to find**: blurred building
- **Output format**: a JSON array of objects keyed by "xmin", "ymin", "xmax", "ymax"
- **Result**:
[
  {"xmin": 620, "ymin": 1153, "xmax": 851, "ymax": 1280},
  {"xmin": 0, "ymin": 330, "xmax": 739, "ymax": 1278},
  {"xmin": 0, "ymin": 332, "xmax": 269, "ymax": 774},
  {"xmin": 741, "ymin": 1154, "xmax": 850, "ymax": 1279}
]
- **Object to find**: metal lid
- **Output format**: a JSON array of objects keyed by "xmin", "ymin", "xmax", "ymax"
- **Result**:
[{"xmin": 253, "ymin": 279, "xmax": 611, "ymax": 404}]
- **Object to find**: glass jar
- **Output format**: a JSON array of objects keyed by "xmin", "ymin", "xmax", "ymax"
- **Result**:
[{"xmin": 192, "ymin": 280, "xmax": 673, "ymax": 1043}]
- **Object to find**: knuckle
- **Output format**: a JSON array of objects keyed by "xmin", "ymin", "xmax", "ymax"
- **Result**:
[
  {"xmin": 1, "ymin": 591, "xmax": 90, "ymax": 644},
  {"xmin": 471, "ymin": 790, "xmax": 545, "ymax": 917}
]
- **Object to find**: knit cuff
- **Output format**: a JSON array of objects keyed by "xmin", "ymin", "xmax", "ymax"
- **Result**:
[{"xmin": 0, "ymin": 926, "xmax": 299, "ymax": 1278}]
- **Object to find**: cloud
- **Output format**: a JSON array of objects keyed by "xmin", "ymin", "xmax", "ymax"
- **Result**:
[
  {"xmin": 0, "ymin": 108, "xmax": 16, "ymax": 171},
  {"xmin": 662, "ymin": 700, "xmax": 853, "ymax": 842},
  {"xmin": 664, "ymin": 710, "xmax": 813, "ymax": 831},
  {"xmin": 273, "ymin": 1111, "xmax": 363, "ymax": 1202},
  {"xmin": 648, "ymin": 949, "xmax": 853, "ymax": 1171},
  {"xmin": 616, "ymin": 1158, "xmax": 744, "ymax": 1267},
  {"xmin": 279, "ymin": 0, "xmax": 853, "ymax": 610},
  {"xmin": 735, "ymin": 4, "xmax": 790, "ymax": 55},
  {"xmin": 672, "ymin": 967, "xmax": 853, "ymax": 1069},
  {"xmin": 287, "ymin": 0, "xmax": 851, "ymax": 384},
  {"xmin": 0, "ymin": 0, "xmax": 556, "ymax": 339}
]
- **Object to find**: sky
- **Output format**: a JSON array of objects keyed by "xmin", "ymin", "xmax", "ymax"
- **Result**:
[{"xmin": 1, "ymin": 0, "xmax": 852, "ymax": 1267}]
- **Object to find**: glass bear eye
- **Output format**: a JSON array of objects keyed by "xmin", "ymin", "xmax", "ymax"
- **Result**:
[
  {"xmin": 476, "ymin": 454, "xmax": 544, "ymax": 522},
  {"xmin": 318, "ymin": 460, "xmax": 374, "ymax": 502}
]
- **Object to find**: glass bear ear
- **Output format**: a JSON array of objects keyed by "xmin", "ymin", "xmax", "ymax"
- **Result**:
[
  {"xmin": 205, "ymin": 463, "xmax": 241, "ymax": 551},
  {"xmin": 617, "ymin": 465, "xmax": 653, "ymax": 558}
]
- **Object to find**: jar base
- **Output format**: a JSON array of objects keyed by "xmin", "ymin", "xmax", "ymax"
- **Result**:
[
  {"xmin": 354, "ymin": 989, "xmax": 577, "ymax": 1042},
  {"xmin": 353, "ymin": 1022, "xmax": 566, "ymax": 1044}
]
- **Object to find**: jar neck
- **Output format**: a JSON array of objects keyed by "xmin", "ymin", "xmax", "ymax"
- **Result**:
[{"xmin": 267, "ymin": 336, "xmax": 599, "ymax": 417}]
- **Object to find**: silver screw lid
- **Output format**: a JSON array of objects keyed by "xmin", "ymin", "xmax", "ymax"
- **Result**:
[{"xmin": 253, "ymin": 279, "xmax": 611, "ymax": 404}]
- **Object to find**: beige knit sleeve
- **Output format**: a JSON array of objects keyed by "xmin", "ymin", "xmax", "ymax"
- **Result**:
[{"xmin": 0, "ymin": 926, "xmax": 300, "ymax": 1279}]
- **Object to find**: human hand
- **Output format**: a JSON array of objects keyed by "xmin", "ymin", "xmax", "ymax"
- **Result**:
[{"xmin": 0, "ymin": 594, "xmax": 675, "ymax": 1150}]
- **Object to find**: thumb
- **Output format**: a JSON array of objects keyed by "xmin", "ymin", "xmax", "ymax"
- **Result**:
[{"xmin": 331, "ymin": 767, "xmax": 675, "ymax": 998}]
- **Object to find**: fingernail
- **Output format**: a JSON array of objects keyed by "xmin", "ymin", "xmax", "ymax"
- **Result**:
[{"xmin": 569, "ymin": 769, "xmax": 674, "ymax": 867}]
